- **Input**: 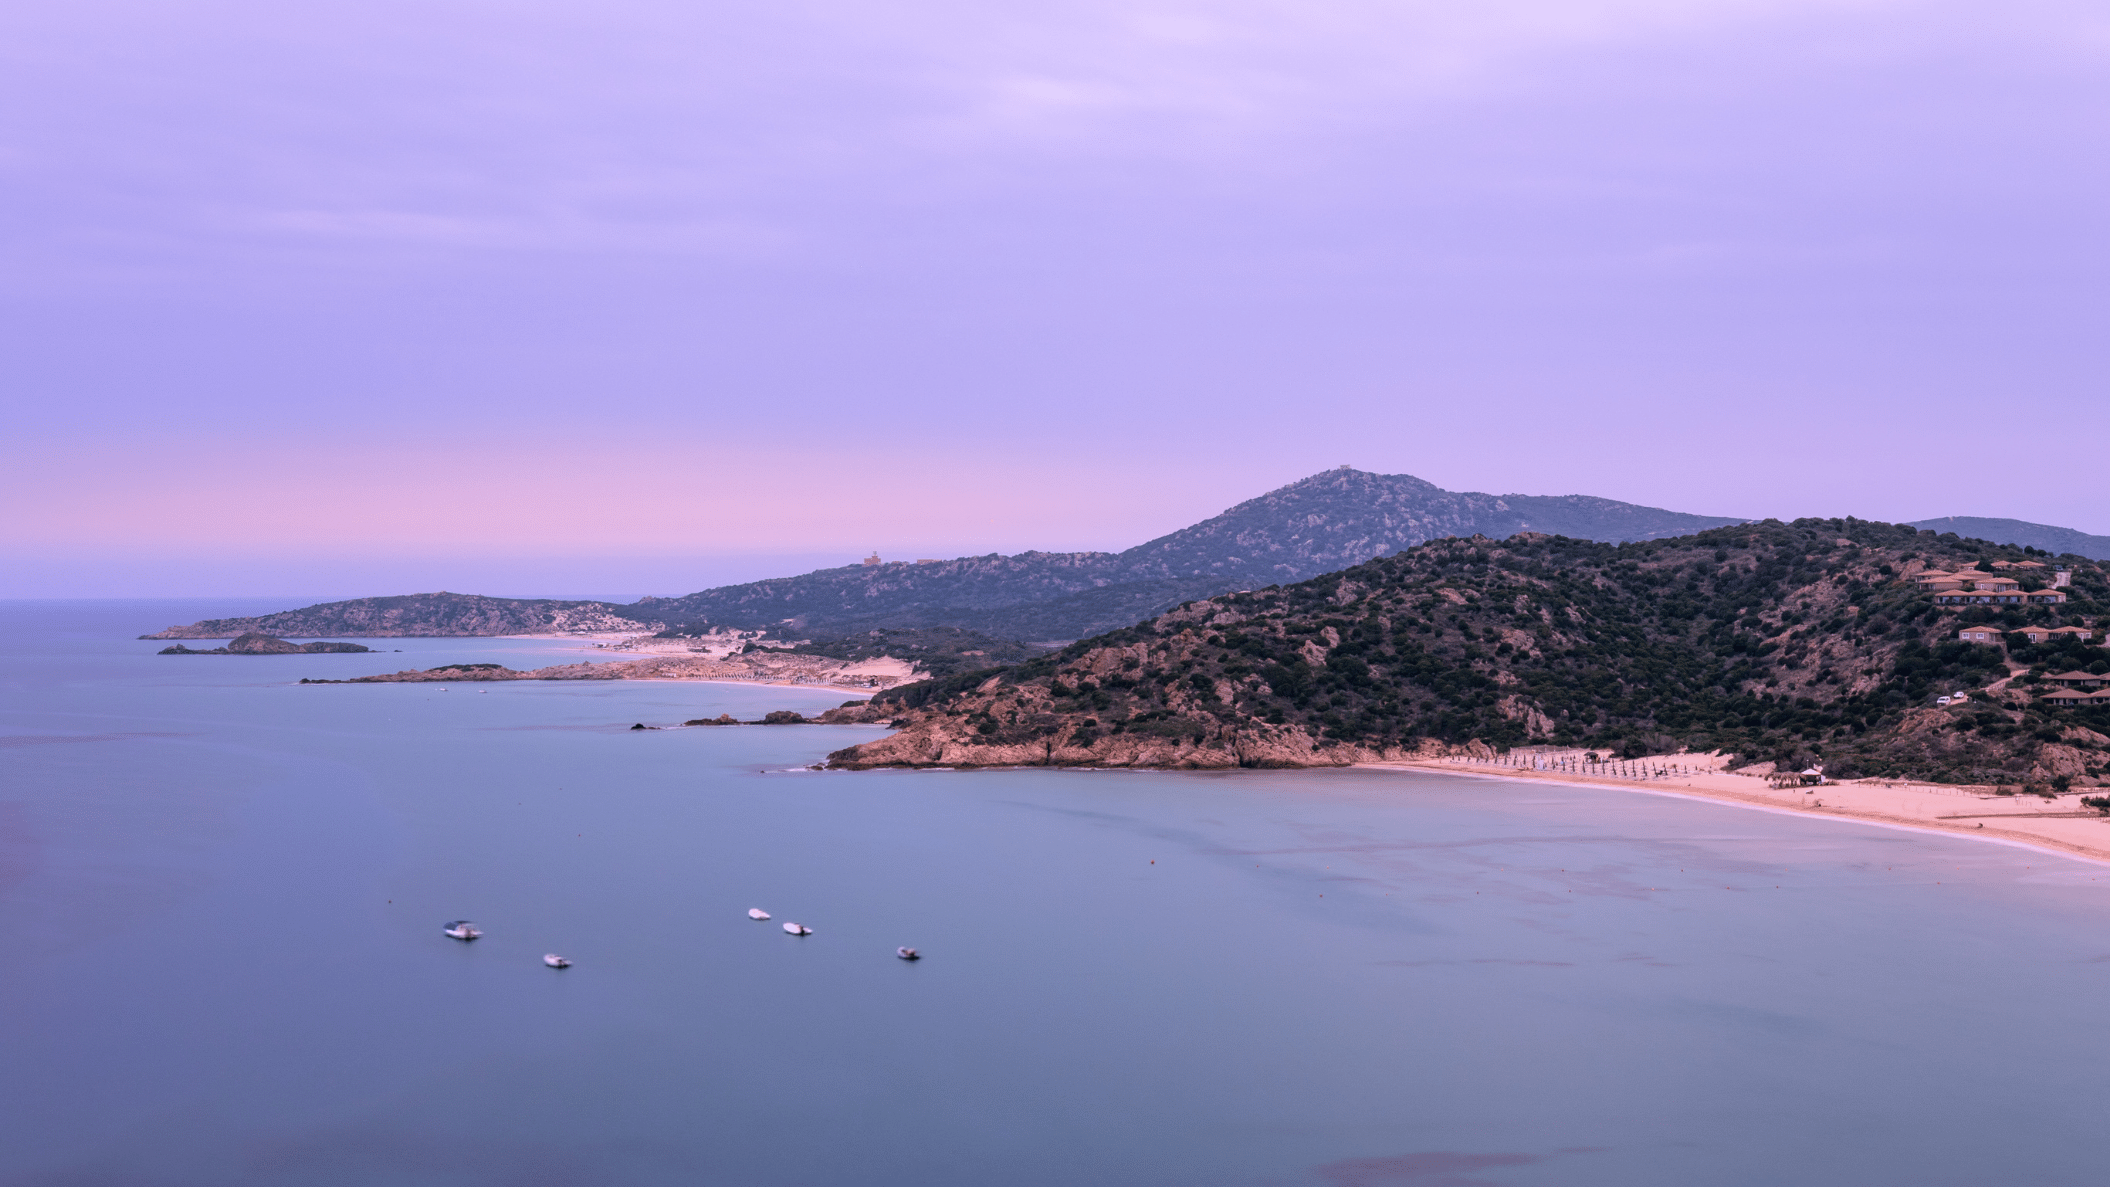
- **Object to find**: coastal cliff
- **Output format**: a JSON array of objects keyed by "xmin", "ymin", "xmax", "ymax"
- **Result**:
[{"xmin": 827, "ymin": 519, "xmax": 2110, "ymax": 785}]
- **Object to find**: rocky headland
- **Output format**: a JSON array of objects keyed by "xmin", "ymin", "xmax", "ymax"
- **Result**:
[
  {"xmin": 299, "ymin": 649, "xmax": 916, "ymax": 691},
  {"xmin": 142, "ymin": 592, "xmax": 658, "ymax": 640},
  {"xmin": 824, "ymin": 519, "xmax": 2110, "ymax": 785},
  {"xmin": 161, "ymin": 633, "xmax": 371, "ymax": 655}
]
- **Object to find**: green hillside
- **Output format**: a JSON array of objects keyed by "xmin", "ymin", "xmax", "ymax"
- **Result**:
[{"xmin": 830, "ymin": 519, "xmax": 2110, "ymax": 785}]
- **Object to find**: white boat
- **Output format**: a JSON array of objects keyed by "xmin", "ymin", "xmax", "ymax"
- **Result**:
[
  {"xmin": 896, "ymin": 947, "xmax": 921, "ymax": 961},
  {"xmin": 442, "ymin": 920, "xmax": 481, "ymax": 941},
  {"xmin": 543, "ymin": 953, "xmax": 572, "ymax": 968},
  {"xmin": 747, "ymin": 908, "xmax": 771, "ymax": 920},
  {"xmin": 782, "ymin": 922, "xmax": 812, "ymax": 936}
]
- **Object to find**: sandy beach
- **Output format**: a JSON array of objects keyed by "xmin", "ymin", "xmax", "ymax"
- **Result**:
[{"xmin": 1362, "ymin": 755, "xmax": 2110, "ymax": 866}]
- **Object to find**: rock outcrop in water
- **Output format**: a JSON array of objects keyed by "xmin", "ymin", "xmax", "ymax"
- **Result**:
[
  {"xmin": 298, "ymin": 650, "xmax": 909, "ymax": 691},
  {"xmin": 160, "ymin": 633, "xmax": 371, "ymax": 655}
]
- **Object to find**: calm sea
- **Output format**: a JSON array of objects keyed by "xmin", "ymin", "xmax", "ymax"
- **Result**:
[{"xmin": 5, "ymin": 599, "xmax": 2110, "ymax": 1186}]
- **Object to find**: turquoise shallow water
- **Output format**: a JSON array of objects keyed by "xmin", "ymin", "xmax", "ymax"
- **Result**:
[{"xmin": 6, "ymin": 599, "xmax": 2110, "ymax": 1186}]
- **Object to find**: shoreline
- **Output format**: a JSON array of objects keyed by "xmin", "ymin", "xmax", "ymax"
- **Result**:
[{"xmin": 1360, "ymin": 758, "xmax": 2110, "ymax": 868}]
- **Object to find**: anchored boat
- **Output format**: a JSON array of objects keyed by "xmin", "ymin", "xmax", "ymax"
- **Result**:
[{"xmin": 442, "ymin": 921, "xmax": 481, "ymax": 941}]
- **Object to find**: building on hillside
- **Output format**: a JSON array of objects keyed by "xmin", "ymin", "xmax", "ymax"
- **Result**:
[
  {"xmin": 2026, "ymin": 590, "xmax": 2069, "ymax": 604},
  {"xmin": 1958, "ymin": 626, "xmax": 2005, "ymax": 644},
  {"xmin": 2037, "ymin": 687, "xmax": 2095, "ymax": 706},
  {"xmin": 1990, "ymin": 560, "xmax": 2047, "ymax": 570},
  {"xmin": 1933, "ymin": 590, "xmax": 2027, "ymax": 606},
  {"xmin": 1925, "ymin": 576, "xmax": 2022, "ymax": 595},
  {"xmin": 2014, "ymin": 625, "xmax": 2097, "ymax": 644},
  {"xmin": 2044, "ymin": 671, "xmax": 2107, "ymax": 688},
  {"xmin": 1912, "ymin": 570, "xmax": 1962, "ymax": 586},
  {"xmin": 863, "ymin": 552, "xmax": 882, "ymax": 566},
  {"xmin": 915, "ymin": 559, "xmax": 942, "ymax": 564}
]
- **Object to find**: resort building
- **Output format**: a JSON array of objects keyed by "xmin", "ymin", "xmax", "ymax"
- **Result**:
[
  {"xmin": 1957, "ymin": 626, "xmax": 2004, "ymax": 644},
  {"xmin": 2043, "ymin": 671, "xmax": 2108, "ymax": 688},
  {"xmin": 2013, "ymin": 626, "xmax": 2098, "ymax": 644},
  {"xmin": 1933, "ymin": 590, "xmax": 2027, "ymax": 606},
  {"xmin": 1930, "ymin": 582, "xmax": 2067, "ymax": 605},
  {"xmin": 2036, "ymin": 687, "xmax": 2099, "ymax": 707}
]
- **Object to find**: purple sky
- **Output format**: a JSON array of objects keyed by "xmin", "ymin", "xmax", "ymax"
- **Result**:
[{"xmin": 4, "ymin": 0, "xmax": 2105, "ymax": 598}]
